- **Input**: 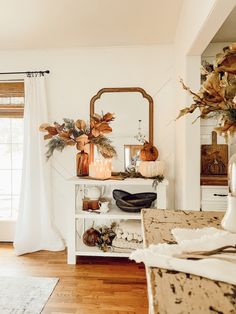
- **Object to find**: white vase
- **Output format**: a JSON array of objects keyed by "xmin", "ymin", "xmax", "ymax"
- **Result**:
[
  {"xmin": 221, "ymin": 195, "xmax": 236, "ymax": 233},
  {"xmin": 221, "ymin": 151, "xmax": 236, "ymax": 233}
]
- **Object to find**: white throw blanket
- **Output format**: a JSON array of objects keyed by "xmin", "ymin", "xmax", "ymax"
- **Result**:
[{"xmin": 130, "ymin": 227, "xmax": 236, "ymax": 285}]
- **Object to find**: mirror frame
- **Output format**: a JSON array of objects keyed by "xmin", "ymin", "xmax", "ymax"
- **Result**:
[{"xmin": 90, "ymin": 87, "xmax": 154, "ymax": 162}]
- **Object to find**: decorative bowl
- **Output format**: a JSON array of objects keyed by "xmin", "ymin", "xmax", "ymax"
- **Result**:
[
  {"xmin": 113, "ymin": 189, "xmax": 131, "ymax": 201},
  {"xmin": 116, "ymin": 199, "xmax": 152, "ymax": 213},
  {"xmin": 113, "ymin": 189, "xmax": 157, "ymax": 213},
  {"xmin": 123, "ymin": 193, "xmax": 157, "ymax": 205}
]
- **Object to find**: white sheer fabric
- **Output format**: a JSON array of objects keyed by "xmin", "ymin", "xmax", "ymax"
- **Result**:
[{"xmin": 14, "ymin": 75, "xmax": 65, "ymax": 255}]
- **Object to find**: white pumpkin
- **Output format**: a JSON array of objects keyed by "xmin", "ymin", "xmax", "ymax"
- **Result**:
[{"xmin": 138, "ymin": 161, "xmax": 164, "ymax": 178}]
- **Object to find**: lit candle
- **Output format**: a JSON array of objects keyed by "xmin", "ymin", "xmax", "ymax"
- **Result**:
[{"xmin": 89, "ymin": 159, "xmax": 112, "ymax": 179}]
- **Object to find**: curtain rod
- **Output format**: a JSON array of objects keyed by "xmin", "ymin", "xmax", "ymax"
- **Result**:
[{"xmin": 0, "ymin": 70, "xmax": 50, "ymax": 75}]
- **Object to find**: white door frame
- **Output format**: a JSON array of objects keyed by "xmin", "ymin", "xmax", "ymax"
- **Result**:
[{"xmin": 175, "ymin": 0, "xmax": 236, "ymax": 210}]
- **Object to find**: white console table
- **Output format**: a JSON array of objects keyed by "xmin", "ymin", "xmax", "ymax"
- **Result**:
[{"xmin": 67, "ymin": 177, "xmax": 168, "ymax": 264}]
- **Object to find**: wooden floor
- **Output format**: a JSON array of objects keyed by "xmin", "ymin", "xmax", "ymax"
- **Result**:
[{"xmin": 0, "ymin": 243, "xmax": 148, "ymax": 314}]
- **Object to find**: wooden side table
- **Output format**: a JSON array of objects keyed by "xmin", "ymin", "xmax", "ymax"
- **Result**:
[{"xmin": 142, "ymin": 208, "xmax": 236, "ymax": 314}]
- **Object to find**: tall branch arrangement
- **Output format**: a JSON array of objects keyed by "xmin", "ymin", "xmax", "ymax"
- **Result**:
[
  {"xmin": 177, "ymin": 43, "xmax": 236, "ymax": 138},
  {"xmin": 39, "ymin": 112, "xmax": 117, "ymax": 159}
]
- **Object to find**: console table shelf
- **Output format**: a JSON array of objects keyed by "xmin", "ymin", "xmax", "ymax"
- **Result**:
[
  {"xmin": 67, "ymin": 177, "xmax": 168, "ymax": 264},
  {"xmin": 75, "ymin": 238, "xmax": 131, "ymax": 258},
  {"xmin": 69, "ymin": 177, "xmax": 168, "ymax": 186},
  {"xmin": 76, "ymin": 204, "xmax": 141, "ymax": 220}
]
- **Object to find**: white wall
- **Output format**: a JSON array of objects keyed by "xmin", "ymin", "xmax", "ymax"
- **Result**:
[
  {"xmin": 0, "ymin": 45, "xmax": 175, "ymax": 241},
  {"xmin": 174, "ymin": 0, "xmax": 236, "ymax": 210},
  {"xmin": 173, "ymin": 0, "xmax": 217, "ymax": 210}
]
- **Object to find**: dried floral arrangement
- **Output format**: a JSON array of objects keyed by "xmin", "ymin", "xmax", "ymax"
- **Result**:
[
  {"xmin": 177, "ymin": 43, "xmax": 236, "ymax": 138},
  {"xmin": 82, "ymin": 222, "xmax": 116, "ymax": 252},
  {"xmin": 95, "ymin": 223, "xmax": 117, "ymax": 252},
  {"xmin": 39, "ymin": 112, "xmax": 117, "ymax": 159}
]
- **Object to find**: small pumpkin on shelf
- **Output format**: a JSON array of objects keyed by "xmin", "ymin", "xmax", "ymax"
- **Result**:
[
  {"xmin": 140, "ymin": 141, "xmax": 159, "ymax": 161},
  {"xmin": 138, "ymin": 160, "xmax": 165, "ymax": 178},
  {"xmin": 82, "ymin": 228, "xmax": 100, "ymax": 247}
]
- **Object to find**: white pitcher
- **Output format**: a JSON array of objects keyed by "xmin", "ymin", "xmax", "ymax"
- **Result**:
[{"xmin": 99, "ymin": 201, "xmax": 110, "ymax": 213}]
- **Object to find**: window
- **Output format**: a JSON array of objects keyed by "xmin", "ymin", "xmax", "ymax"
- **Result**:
[{"xmin": 0, "ymin": 82, "xmax": 24, "ymax": 219}]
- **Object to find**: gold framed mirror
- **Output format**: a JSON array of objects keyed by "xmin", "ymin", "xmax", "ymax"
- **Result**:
[{"xmin": 90, "ymin": 87, "xmax": 154, "ymax": 171}]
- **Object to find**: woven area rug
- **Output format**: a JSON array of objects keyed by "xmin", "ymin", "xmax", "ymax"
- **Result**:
[{"xmin": 0, "ymin": 276, "xmax": 58, "ymax": 314}]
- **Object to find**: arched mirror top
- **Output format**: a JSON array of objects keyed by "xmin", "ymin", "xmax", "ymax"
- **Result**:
[
  {"xmin": 90, "ymin": 87, "xmax": 154, "ymax": 172},
  {"xmin": 90, "ymin": 87, "xmax": 154, "ymax": 144}
]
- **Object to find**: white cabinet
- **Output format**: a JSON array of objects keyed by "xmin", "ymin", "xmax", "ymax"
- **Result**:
[
  {"xmin": 201, "ymin": 186, "xmax": 228, "ymax": 211},
  {"xmin": 67, "ymin": 177, "xmax": 168, "ymax": 264},
  {"xmin": 200, "ymin": 118, "xmax": 228, "ymax": 212}
]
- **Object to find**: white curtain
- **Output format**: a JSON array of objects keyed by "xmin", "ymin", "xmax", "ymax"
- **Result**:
[{"xmin": 14, "ymin": 75, "xmax": 65, "ymax": 255}]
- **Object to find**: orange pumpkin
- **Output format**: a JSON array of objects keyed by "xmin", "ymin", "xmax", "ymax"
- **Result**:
[
  {"xmin": 140, "ymin": 142, "xmax": 159, "ymax": 161},
  {"xmin": 83, "ymin": 228, "xmax": 100, "ymax": 246}
]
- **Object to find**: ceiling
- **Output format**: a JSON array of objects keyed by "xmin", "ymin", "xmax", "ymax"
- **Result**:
[
  {"xmin": 0, "ymin": 0, "xmax": 183, "ymax": 50},
  {"xmin": 212, "ymin": 6, "xmax": 236, "ymax": 42}
]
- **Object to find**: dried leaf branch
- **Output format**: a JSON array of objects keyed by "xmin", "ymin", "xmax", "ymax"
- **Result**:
[
  {"xmin": 40, "ymin": 113, "xmax": 117, "ymax": 159},
  {"xmin": 177, "ymin": 43, "xmax": 236, "ymax": 137}
]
